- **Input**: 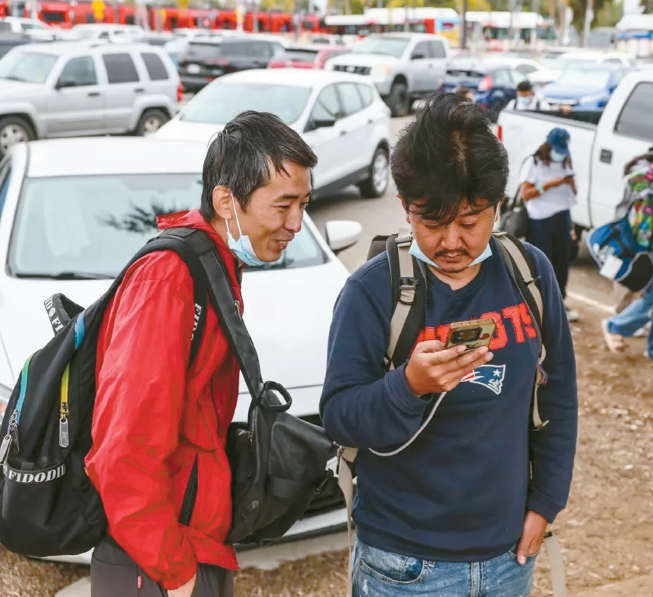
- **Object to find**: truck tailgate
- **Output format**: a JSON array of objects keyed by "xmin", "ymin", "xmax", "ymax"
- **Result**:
[{"xmin": 498, "ymin": 110, "xmax": 600, "ymax": 230}]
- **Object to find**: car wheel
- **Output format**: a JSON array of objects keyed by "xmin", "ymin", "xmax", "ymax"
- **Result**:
[
  {"xmin": 0, "ymin": 116, "xmax": 35, "ymax": 158},
  {"xmin": 135, "ymin": 109, "xmax": 169, "ymax": 136},
  {"xmin": 359, "ymin": 145, "xmax": 389, "ymax": 199},
  {"xmin": 489, "ymin": 99, "xmax": 505, "ymax": 123},
  {"xmin": 386, "ymin": 82, "xmax": 410, "ymax": 117}
]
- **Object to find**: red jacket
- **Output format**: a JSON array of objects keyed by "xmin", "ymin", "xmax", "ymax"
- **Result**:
[{"xmin": 86, "ymin": 210, "xmax": 242, "ymax": 590}]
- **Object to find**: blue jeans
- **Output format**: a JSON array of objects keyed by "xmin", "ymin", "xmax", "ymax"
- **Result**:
[
  {"xmin": 353, "ymin": 539, "xmax": 537, "ymax": 597},
  {"xmin": 607, "ymin": 283, "xmax": 653, "ymax": 358}
]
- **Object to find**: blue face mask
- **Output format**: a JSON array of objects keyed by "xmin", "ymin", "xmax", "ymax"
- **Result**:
[
  {"xmin": 516, "ymin": 96, "xmax": 531, "ymax": 108},
  {"xmin": 409, "ymin": 240, "xmax": 493, "ymax": 270},
  {"xmin": 226, "ymin": 193, "xmax": 267, "ymax": 267},
  {"xmin": 550, "ymin": 149, "xmax": 567, "ymax": 162}
]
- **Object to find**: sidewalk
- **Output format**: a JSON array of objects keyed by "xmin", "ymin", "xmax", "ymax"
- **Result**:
[{"xmin": 56, "ymin": 573, "xmax": 653, "ymax": 597}]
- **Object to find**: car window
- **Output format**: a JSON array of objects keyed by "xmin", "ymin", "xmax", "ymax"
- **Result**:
[
  {"xmin": 284, "ymin": 49, "xmax": 318, "ymax": 63},
  {"xmin": 184, "ymin": 42, "xmax": 222, "ymax": 60},
  {"xmin": 102, "ymin": 53, "xmax": 139, "ymax": 84},
  {"xmin": 604, "ymin": 58, "xmax": 622, "ymax": 65},
  {"xmin": 0, "ymin": 22, "xmax": 11, "ymax": 32},
  {"xmin": 357, "ymin": 83, "xmax": 373, "ymax": 107},
  {"xmin": 0, "ymin": 51, "xmax": 57, "ymax": 84},
  {"xmin": 181, "ymin": 82, "xmax": 311, "ymax": 125},
  {"xmin": 509, "ymin": 69, "xmax": 527, "ymax": 84},
  {"xmin": 492, "ymin": 69, "xmax": 511, "ymax": 85},
  {"xmin": 58, "ymin": 55, "xmax": 97, "ymax": 87},
  {"xmin": 338, "ymin": 82, "xmax": 364, "ymax": 116},
  {"xmin": 614, "ymin": 82, "xmax": 653, "ymax": 141},
  {"xmin": 429, "ymin": 40, "xmax": 446, "ymax": 59},
  {"xmin": 351, "ymin": 36, "xmax": 410, "ymax": 58},
  {"xmin": 515, "ymin": 64, "xmax": 536, "ymax": 74},
  {"xmin": 311, "ymin": 84, "xmax": 340, "ymax": 121},
  {"xmin": 271, "ymin": 43, "xmax": 285, "ymax": 58},
  {"xmin": 0, "ymin": 161, "xmax": 10, "ymax": 220},
  {"xmin": 411, "ymin": 41, "xmax": 430, "ymax": 59},
  {"xmin": 141, "ymin": 52, "xmax": 168, "ymax": 81},
  {"xmin": 8, "ymin": 174, "xmax": 325, "ymax": 276}
]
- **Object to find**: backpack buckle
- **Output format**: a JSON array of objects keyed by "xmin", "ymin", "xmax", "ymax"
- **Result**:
[{"xmin": 399, "ymin": 277, "xmax": 419, "ymax": 305}]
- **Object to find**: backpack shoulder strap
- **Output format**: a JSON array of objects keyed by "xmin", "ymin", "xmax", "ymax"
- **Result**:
[
  {"xmin": 385, "ymin": 227, "xmax": 427, "ymax": 371},
  {"xmin": 493, "ymin": 232, "xmax": 549, "ymax": 430}
]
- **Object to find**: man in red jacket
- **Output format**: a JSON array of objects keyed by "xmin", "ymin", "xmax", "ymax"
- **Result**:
[{"xmin": 86, "ymin": 111, "xmax": 317, "ymax": 597}]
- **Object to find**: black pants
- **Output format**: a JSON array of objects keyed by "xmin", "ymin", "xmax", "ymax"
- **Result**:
[
  {"xmin": 91, "ymin": 536, "xmax": 234, "ymax": 597},
  {"xmin": 527, "ymin": 210, "xmax": 572, "ymax": 299}
]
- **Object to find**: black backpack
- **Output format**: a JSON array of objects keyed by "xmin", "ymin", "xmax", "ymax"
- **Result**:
[{"xmin": 0, "ymin": 227, "xmax": 335, "ymax": 557}]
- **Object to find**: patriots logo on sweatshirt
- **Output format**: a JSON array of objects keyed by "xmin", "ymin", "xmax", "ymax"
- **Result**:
[{"xmin": 461, "ymin": 365, "xmax": 506, "ymax": 395}]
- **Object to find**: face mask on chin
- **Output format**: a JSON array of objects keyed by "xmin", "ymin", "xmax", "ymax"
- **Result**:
[{"xmin": 225, "ymin": 193, "xmax": 267, "ymax": 267}]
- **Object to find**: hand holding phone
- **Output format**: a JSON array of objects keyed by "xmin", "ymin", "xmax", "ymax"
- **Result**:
[{"xmin": 405, "ymin": 334, "xmax": 495, "ymax": 396}]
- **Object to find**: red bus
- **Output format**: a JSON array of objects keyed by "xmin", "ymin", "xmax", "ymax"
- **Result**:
[
  {"xmin": 36, "ymin": 1, "xmax": 72, "ymax": 27},
  {"xmin": 0, "ymin": 1, "xmax": 9, "ymax": 18}
]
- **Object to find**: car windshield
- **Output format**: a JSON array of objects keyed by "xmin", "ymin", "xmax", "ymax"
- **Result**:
[
  {"xmin": 284, "ymin": 49, "xmax": 318, "ymax": 63},
  {"xmin": 351, "ymin": 37, "xmax": 409, "ymax": 58},
  {"xmin": 9, "ymin": 174, "xmax": 325, "ymax": 277},
  {"xmin": 555, "ymin": 68, "xmax": 612, "ymax": 88},
  {"xmin": 0, "ymin": 51, "xmax": 57, "ymax": 83},
  {"xmin": 185, "ymin": 42, "xmax": 222, "ymax": 59},
  {"xmin": 181, "ymin": 82, "xmax": 310, "ymax": 125}
]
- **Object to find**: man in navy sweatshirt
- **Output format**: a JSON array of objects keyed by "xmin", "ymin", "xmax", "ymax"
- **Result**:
[{"xmin": 320, "ymin": 93, "xmax": 578, "ymax": 596}]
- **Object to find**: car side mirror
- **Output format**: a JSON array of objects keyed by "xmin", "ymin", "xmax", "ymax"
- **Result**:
[
  {"xmin": 325, "ymin": 220, "xmax": 362, "ymax": 254},
  {"xmin": 411, "ymin": 53, "xmax": 425, "ymax": 60},
  {"xmin": 55, "ymin": 77, "xmax": 76, "ymax": 90}
]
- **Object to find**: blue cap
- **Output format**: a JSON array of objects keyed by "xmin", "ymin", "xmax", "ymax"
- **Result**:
[{"xmin": 547, "ymin": 127, "xmax": 570, "ymax": 155}]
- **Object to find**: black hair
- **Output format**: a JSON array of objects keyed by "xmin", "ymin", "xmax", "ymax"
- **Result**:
[
  {"xmin": 624, "ymin": 147, "xmax": 653, "ymax": 175},
  {"xmin": 200, "ymin": 111, "xmax": 317, "ymax": 221},
  {"xmin": 517, "ymin": 80, "xmax": 533, "ymax": 93},
  {"xmin": 391, "ymin": 93, "xmax": 508, "ymax": 224}
]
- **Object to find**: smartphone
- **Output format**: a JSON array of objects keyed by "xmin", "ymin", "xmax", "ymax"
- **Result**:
[{"xmin": 445, "ymin": 318, "xmax": 497, "ymax": 351}]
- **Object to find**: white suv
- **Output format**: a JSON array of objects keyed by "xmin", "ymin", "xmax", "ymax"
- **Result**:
[{"xmin": 0, "ymin": 42, "xmax": 181, "ymax": 158}]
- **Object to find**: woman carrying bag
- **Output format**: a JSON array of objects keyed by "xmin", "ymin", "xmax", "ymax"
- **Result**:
[
  {"xmin": 602, "ymin": 150, "xmax": 653, "ymax": 360},
  {"xmin": 519, "ymin": 127, "xmax": 579, "ymax": 322}
]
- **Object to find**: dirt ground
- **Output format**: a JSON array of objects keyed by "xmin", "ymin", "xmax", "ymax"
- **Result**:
[{"xmin": 1, "ymin": 299, "xmax": 652, "ymax": 597}]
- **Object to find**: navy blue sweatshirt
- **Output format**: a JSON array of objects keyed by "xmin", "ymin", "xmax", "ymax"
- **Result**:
[{"xmin": 320, "ymin": 238, "xmax": 578, "ymax": 562}]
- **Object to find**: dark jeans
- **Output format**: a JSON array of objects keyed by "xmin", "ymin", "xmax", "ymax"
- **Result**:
[
  {"xmin": 527, "ymin": 210, "xmax": 572, "ymax": 299},
  {"xmin": 91, "ymin": 536, "xmax": 234, "ymax": 597}
]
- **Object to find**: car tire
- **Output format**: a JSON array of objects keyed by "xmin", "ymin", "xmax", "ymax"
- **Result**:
[
  {"xmin": 386, "ymin": 82, "xmax": 410, "ymax": 117},
  {"xmin": 0, "ymin": 116, "xmax": 35, "ymax": 159},
  {"xmin": 358, "ymin": 145, "xmax": 389, "ymax": 199},
  {"xmin": 135, "ymin": 109, "xmax": 169, "ymax": 136}
]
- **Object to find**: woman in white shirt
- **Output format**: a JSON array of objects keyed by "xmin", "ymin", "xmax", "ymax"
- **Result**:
[{"xmin": 519, "ymin": 127, "xmax": 579, "ymax": 321}]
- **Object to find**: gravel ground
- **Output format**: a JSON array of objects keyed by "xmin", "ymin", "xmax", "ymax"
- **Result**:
[{"xmin": 1, "ymin": 298, "xmax": 652, "ymax": 597}]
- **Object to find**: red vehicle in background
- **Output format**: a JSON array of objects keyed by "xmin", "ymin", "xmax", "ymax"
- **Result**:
[
  {"xmin": 0, "ymin": 1, "xmax": 9, "ymax": 18},
  {"xmin": 268, "ymin": 44, "xmax": 348, "ymax": 69}
]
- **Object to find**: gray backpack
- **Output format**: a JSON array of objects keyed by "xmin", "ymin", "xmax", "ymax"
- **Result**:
[{"xmin": 336, "ymin": 228, "xmax": 566, "ymax": 597}]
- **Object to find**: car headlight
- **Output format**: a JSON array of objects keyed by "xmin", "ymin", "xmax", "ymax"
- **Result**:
[
  {"xmin": 0, "ymin": 383, "xmax": 10, "ymax": 416},
  {"xmin": 371, "ymin": 63, "xmax": 392, "ymax": 77}
]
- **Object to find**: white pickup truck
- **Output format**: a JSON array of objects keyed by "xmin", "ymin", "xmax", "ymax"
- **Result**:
[{"xmin": 498, "ymin": 68, "xmax": 653, "ymax": 236}]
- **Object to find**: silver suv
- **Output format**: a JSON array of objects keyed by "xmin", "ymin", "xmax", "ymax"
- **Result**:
[
  {"xmin": 326, "ymin": 33, "xmax": 450, "ymax": 117},
  {"xmin": 0, "ymin": 42, "xmax": 181, "ymax": 158}
]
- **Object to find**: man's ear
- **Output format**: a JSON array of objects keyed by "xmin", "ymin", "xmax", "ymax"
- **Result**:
[{"xmin": 213, "ymin": 186, "xmax": 233, "ymax": 221}]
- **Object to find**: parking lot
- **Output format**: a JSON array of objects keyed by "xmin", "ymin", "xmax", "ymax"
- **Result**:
[{"xmin": 1, "ymin": 14, "xmax": 653, "ymax": 597}]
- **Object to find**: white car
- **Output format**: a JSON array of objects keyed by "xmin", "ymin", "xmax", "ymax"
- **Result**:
[
  {"xmin": 482, "ymin": 55, "xmax": 543, "ymax": 77},
  {"xmin": 529, "ymin": 50, "xmax": 633, "ymax": 87},
  {"xmin": 71, "ymin": 23, "xmax": 146, "ymax": 44},
  {"xmin": 0, "ymin": 136, "xmax": 361, "ymax": 562},
  {"xmin": 0, "ymin": 17, "xmax": 56, "ymax": 41},
  {"xmin": 154, "ymin": 68, "xmax": 391, "ymax": 199}
]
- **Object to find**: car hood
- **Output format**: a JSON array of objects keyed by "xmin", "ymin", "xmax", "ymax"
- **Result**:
[
  {"xmin": 329, "ymin": 53, "xmax": 399, "ymax": 67},
  {"xmin": 0, "ymin": 260, "xmax": 345, "ymax": 415},
  {"xmin": 0, "ymin": 79, "xmax": 45, "ymax": 98},
  {"xmin": 543, "ymin": 84, "xmax": 606, "ymax": 99},
  {"xmin": 154, "ymin": 117, "xmax": 302, "ymax": 145}
]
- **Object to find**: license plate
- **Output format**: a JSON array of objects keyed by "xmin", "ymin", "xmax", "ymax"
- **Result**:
[{"xmin": 187, "ymin": 64, "xmax": 200, "ymax": 74}]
